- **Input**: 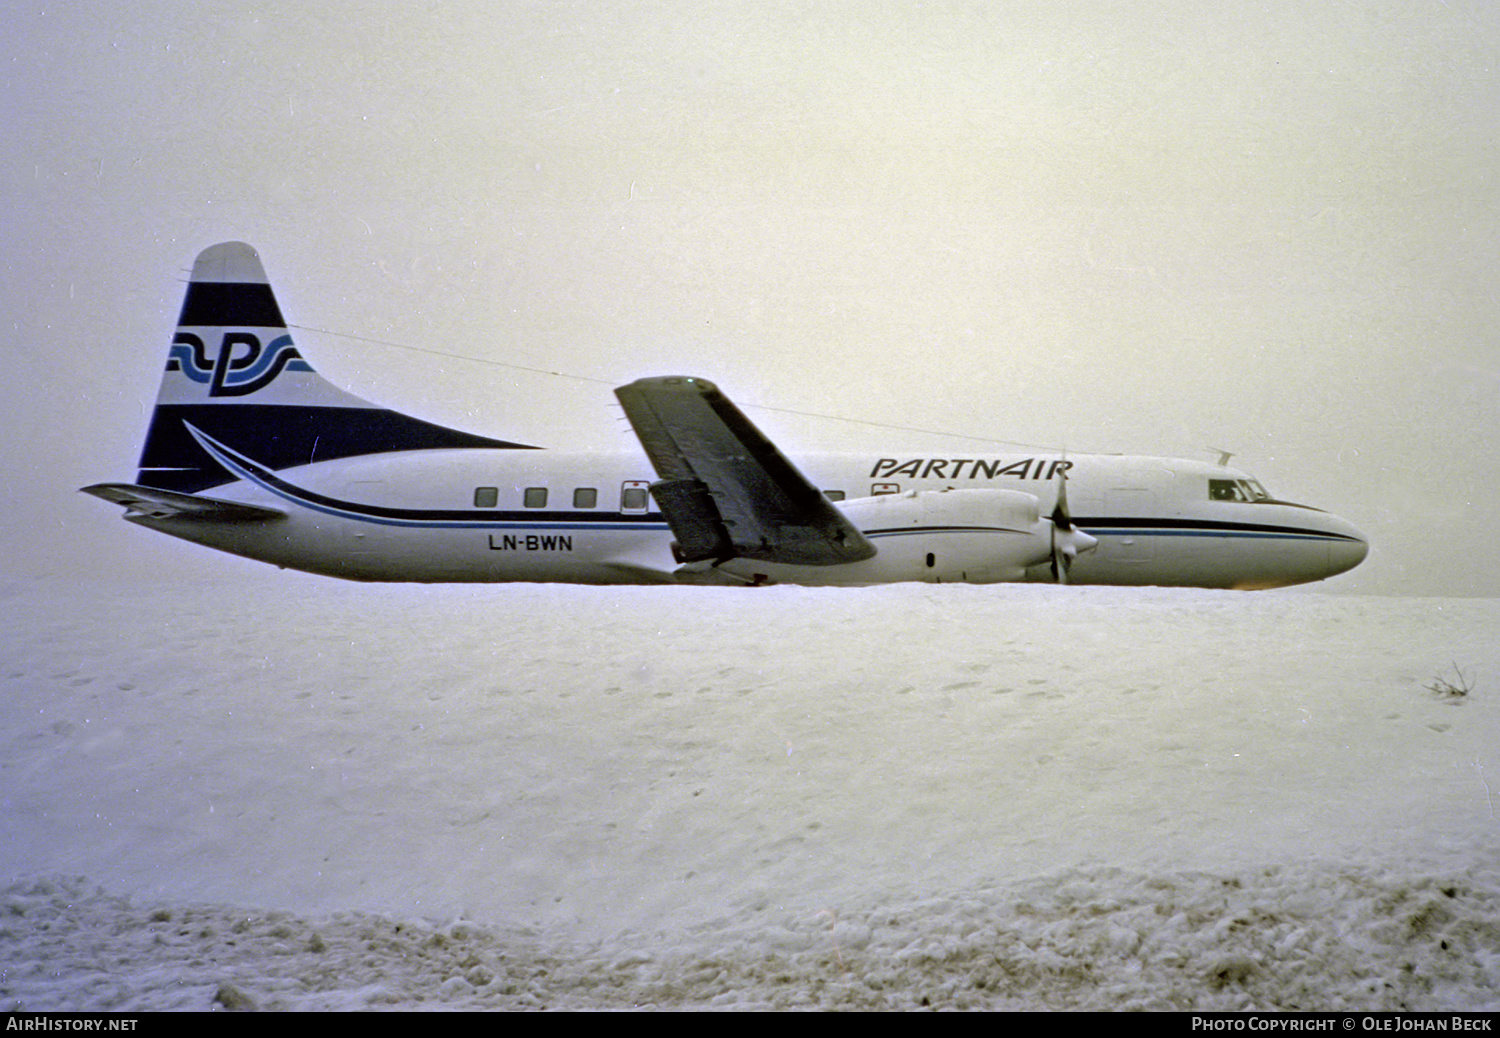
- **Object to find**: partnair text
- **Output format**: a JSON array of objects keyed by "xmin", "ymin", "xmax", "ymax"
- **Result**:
[{"xmin": 870, "ymin": 458, "xmax": 1073, "ymax": 481}]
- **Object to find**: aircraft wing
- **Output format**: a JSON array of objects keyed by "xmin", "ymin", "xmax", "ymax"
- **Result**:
[
  {"xmin": 615, "ymin": 376, "xmax": 875, "ymax": 566},
  {"xmin": 82, "ymin": 483, "xmax": 286, "ymax": 522}
]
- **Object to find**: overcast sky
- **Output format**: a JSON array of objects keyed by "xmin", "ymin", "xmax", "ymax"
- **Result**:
[{"xmin": 4, "ymin": 1, "xmax": 1496, "ymax": 595}]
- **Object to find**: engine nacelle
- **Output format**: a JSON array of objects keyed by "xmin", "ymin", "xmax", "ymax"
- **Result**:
[{"xmin": 715, "ymin": 487, "xmax": 1055, "ymax": 585}]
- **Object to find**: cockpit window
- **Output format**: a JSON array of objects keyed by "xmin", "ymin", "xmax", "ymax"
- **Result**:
[
  {"xmin": 1210, "ymin": 479, "xmax": 1248, "ymax": 502},
  {"xmin": 1210, "ymin": 478, "xmax": 1274, "ymax": 503}
]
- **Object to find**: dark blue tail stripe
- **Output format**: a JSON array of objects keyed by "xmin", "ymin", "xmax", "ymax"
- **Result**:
[
  {"xmin": 137, "ymin": 404, "xmax": 536, "ymax": 493},
  {"xmin": 178, "ymin": 281, "xmax": 285, "ymax": 327}
]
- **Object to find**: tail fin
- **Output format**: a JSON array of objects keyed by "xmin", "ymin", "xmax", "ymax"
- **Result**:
[{"xmin": 135, "ymin": 242, "xmax": 532, "ymax": 493}]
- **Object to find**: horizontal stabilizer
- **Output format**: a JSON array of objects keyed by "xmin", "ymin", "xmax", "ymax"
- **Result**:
[{"xmin": 81, "ymin": 483, "xmax": 286, "ymax": 522}]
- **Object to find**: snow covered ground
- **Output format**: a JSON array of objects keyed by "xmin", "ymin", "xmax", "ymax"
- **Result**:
[{"xmin": 3, "ymin": 577, "xmax": 1498, "ymax": 1011}]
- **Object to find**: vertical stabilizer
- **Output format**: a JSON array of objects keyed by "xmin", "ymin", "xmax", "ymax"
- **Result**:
[{"xmin": 134, "ymin": 242, "xmax": 532, "ymax": 493}]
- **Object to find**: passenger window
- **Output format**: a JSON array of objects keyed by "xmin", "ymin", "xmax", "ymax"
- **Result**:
[
  {"xmin": 621, "ymin": 486, "xmax": 649, "ymax": 511},
  {"xmin": 574, "ymin": 487, "xmax": 598, "ymax": 509},
  {"xmin": 474, "ymin": 486, "xmax": 499, "ymax": 508},
  {"xmin": 871, "ymin": 483, "xmax": 900, "ymax": 496},
  {"xmin": 523, "ymin": 487, "xmax": 548, "ymax": 508},
  {"xmin": 824, "ymin": 490, "xmax": 846, "ymax": 502}
]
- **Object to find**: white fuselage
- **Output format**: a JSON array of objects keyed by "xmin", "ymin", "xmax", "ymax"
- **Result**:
[
  {"xmin": 132, "ymin": 446, "xmax": 1369, "ymax": 588},
  {"xmin": 95, "ymin": 244, "xmax": 1368, "ymax": 590}
]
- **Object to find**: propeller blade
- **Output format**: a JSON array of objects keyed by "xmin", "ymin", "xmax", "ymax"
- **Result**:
[
  {"xmin": 1049, "ymin": 465, "xmax": 1072, "ymax": 582},
  {"xmin": 1048, "ymin": 462, "xmax": 1097, "ymax": 583}
]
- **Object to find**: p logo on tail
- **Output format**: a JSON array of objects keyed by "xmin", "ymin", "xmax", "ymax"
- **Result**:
[{"xmin": 168, "ymin": 331, "xmax": 311, "ymax": 397}]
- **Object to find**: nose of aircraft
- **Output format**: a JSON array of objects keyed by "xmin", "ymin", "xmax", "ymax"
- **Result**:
[{"xmin": 1326, "ymin": 517, "xmax": 1369, "ymax": 578}]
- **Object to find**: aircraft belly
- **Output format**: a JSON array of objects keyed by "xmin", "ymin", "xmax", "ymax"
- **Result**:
[
  {"xmin": 137, "ymin": 505, "xmax": 676, "ymax": 584},
  {"xmin": 1069, "ymin": 528, "xmax": 1345, "ymax": 589},
  {"xmin": 325, "ymin": 523, "xmax": 674, "ymax": 583}
]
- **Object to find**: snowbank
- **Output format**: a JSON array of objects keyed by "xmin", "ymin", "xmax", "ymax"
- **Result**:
[{"xmin": 3, "ymin": 579, "xmax": 1497, "ymax": 1010}]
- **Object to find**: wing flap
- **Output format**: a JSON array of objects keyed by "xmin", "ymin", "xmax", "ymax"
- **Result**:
[
  {"xmin": 82, "ymin": 483, "xmax": 286, "ymax": 522},
  {"xmin": 615, "ymin": 377, "xmax": 874, "ymax": 566}
]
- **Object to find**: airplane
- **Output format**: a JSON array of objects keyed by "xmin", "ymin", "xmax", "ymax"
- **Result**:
[{"xmin": 83, "ymin": 241, "xmax": 1369, "ymax": 589}]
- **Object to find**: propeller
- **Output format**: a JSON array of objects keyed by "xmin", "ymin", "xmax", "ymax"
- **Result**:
[{"xmin": 1048, "ymin": 463, "xmax": 1098, "ymax": 583}]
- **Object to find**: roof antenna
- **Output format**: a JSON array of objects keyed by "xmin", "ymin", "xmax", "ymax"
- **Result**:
[{"xmin": 1208, "ymin": 448, "xmax": 1235, "ymax": 468}]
